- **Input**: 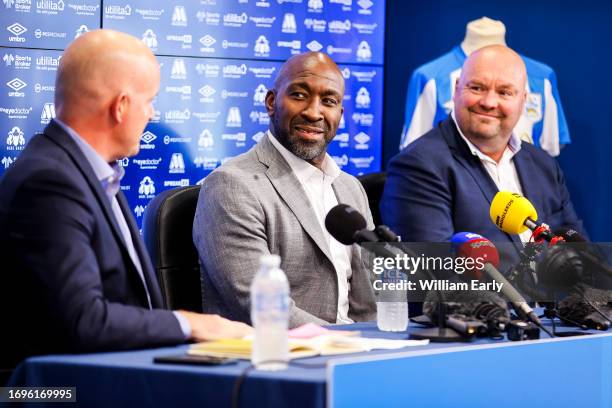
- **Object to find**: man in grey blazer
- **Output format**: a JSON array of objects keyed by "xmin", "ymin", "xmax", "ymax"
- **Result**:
[{"xmin": 193, "ymin": 52, "xmax": 376, "ymax": 327}]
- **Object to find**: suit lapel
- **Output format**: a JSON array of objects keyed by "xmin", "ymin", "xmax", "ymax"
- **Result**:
[
  {"xmin": 44, "ymin": 121, "xmax": 129, "ymax": 250},
  {"xmin": 116, "ymin": 192, "xmax": 164, "ymax": 308},
  {"xmin": 256, "ymin": 135, "xmax": 334, "ymax": 264},
  {"xmin": 44, "ymin": 121, "xmax": 158, "ymax": 306},
  {"xmin": 513, "ymin": 149, "xmax": 543, "ymax": 217}
]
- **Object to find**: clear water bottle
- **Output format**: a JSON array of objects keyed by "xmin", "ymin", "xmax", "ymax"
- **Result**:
[
  {"xmin": 377, "ymin": 269, "xmax": 409, "ymax": 332},
  {"xmin": 250, "ymin": 254, "xmax": 289, "ymax": 370}
]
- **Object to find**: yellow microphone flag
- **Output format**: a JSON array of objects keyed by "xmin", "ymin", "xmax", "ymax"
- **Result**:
[{"xmin": 489, "ymin": 191, "xmax": 538, "ymax": 234}]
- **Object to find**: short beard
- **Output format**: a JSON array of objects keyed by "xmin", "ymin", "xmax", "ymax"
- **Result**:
[
  {"xmin": 272, "ymin": 115, "xmax": 331, "ymax": 161},
  {"xmin": 285, "ymin": 135, "xmax": 327, "ymax": 161}
]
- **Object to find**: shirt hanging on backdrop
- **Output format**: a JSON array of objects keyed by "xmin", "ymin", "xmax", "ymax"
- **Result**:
[{"xmin": 399, "ymin": 45, "xmax": 570, "ymax": 156}]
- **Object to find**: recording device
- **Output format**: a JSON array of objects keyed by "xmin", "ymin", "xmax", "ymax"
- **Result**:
[
  {"xmin": 506, "ymin": 321, "xmax": 540, "ymax": 341},
  {"xmin": 451, "ymin": 233, "xmax": 543, "ymax": 327},
  {"xmin": 423, "ymin": 289, "xmax": 510, "ymax": 338}
]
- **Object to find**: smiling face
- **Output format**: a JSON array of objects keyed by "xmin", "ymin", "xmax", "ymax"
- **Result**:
[
  {"xmin": 266, "ymin": 52, "xmax": 344, "ymax": 166},
  {"xmin": 453, "ymin": 45, "xmax": 527, "ymax": 145}
]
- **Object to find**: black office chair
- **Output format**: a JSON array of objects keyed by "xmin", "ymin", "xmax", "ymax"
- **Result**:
[
  {"xmin": 357, "ymin": 171, "xmax": 387, "ymax": 227},
  {"xmin": 142, "ymin": 185, "xmax": 203, "ymax": 313}
]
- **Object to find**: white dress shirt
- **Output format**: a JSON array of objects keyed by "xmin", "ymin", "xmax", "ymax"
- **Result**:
[
  {"xmin": 267, "ymin": 131, "xmax": 354, "ymax": 323},
  {"xmin": 451, "ymin": 112, "xmax": 533, "ymax": 243}
]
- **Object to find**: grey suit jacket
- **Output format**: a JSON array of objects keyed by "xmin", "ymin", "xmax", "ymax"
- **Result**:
[{"xmin": 193, "ymin": 134, "xmax": 376, "ymax": 327}]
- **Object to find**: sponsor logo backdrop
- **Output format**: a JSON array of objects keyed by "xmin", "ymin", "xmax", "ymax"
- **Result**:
[{"xmin": 1, "ymin": 0, "xmax": 385, "ymax": 227}]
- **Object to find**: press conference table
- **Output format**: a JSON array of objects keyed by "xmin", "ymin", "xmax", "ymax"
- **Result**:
[{"xmin": 7, "ymin": 322, "xmax": 612, "ymax": 408}]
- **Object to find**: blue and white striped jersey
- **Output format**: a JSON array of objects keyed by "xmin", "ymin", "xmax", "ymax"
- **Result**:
[{"xmin": 399, "ymin": 46, "xmax": 570, "ymax": 156}]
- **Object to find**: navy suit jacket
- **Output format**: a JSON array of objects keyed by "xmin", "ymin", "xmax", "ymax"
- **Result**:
[
  {"xmin": 381, "ymin": 117, "xmax": 585, "ymax": 245},
  {"xmin": 0, "ymin": 120, "xmax": 183, "ymax": 367}
]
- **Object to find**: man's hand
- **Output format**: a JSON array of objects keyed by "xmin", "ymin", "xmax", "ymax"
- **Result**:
[{"xmin": 177, "ymin": 311, "xmax": 252, "ymax": 341}]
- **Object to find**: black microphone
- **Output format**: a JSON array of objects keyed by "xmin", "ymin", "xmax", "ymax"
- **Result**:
[
  {"xmin": 554, "ymin": 227, "xmax": 612, "ymax": 280},
  {"xmin": 325, "ymin": 204, "xmax": 400, "ymax": 258}
]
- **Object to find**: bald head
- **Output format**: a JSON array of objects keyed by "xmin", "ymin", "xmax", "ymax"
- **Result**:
[
  {"xmin": 273, "ymin": 52, "xmax": 344, "ymax": 94},
  {"xmin": 460, "ymin": 45, "xmax": 526, "ymax": 87},
  {"xmin": 56, "ymin": 29, "xmax": 158, "ymax": 116},
  {"xmin": 453, "ymin": 45, "xmax": 527, "ymax": 159},
  {"xmin": 54, "ymin": 29, "xmax": 160, "ymax": 161}
]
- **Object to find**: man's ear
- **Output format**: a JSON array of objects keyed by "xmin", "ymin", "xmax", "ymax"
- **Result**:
[
  {"xmin": 110, "ymin": 93, "xmax": 129, "ymax": 124},
  {"xmin": 265, "ymin": 89, "xmax": 276, "ymax": 117}
]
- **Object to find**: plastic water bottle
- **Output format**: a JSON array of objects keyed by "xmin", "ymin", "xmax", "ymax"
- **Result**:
[
  {"xmin": 250, "ymin": 254, "xmax": 289, "ymax": 370},
  {"xmin": 377, "ymin": 269, "xmax": 409, "ymax": 332}
]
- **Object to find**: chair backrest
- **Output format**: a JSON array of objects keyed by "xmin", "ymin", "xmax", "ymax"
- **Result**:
[
  {"xmin": 142, "ymin": 185, "xmax": 203, "ymax": 312},
  {"xmin": 357, "ymin": 171, "xmax": 387, "ymax": 227}
]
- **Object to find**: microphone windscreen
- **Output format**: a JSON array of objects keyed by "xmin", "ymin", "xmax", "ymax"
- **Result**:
[
  {"xmin": 456, "ymin": 237, "xmax": 500, "ymax": 280},
  {"xmin": 325, "ymin": 204, "xmax": 367, "ymax": 245},
  {"xmin": 450, "ymin": 232, "xmax": 484, "ymax": 254},
  {"xmin": 554, "ymin": 227, "xmax": 587, "ymax": 243},
  {"xmin": 489, "ymin": 191, "xmax": 538, "ymax": 234}
]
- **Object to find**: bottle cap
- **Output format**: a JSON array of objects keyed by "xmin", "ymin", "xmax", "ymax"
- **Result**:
[{"xmin": 259, "ymin": 254, "xmax": 281, "ymax": 268}]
